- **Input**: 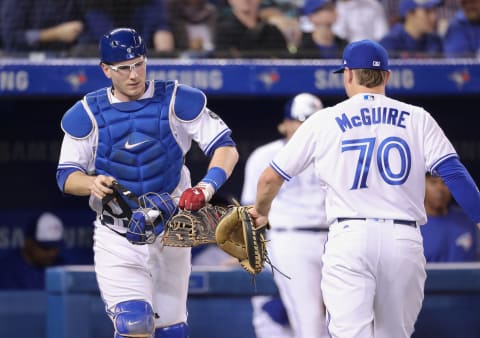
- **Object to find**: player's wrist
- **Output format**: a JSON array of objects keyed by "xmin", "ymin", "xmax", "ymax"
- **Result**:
[
  {"xmin": 200, "ymin": 167, "xmax": 227, "ymax": 192},
  {"xmin": 195, "ymin": 182, "xmax": 215, "ymax": 202}
]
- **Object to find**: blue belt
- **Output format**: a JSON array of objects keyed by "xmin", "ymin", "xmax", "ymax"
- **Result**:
[
  {"xmin": 337, "ymin": 218, "xmax": 417, "ymax": 228},
  {"xmin": 273, "ymin": 227, "xmax": 328, "ymax": 232}
]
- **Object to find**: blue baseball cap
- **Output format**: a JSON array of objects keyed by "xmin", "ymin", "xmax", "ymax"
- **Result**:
[
  {"xmin": 399, "ymin": 0, "xmax": 442, "ymax": 18},
  {"xmin": 303, "ymin": 0, "xmax": 333, "ymax": 15},
  {"xmin": 333, "ymin": 39, "xmax": 389, "ymax": 74}
]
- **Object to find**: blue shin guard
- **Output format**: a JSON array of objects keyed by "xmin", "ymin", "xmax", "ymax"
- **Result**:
[
  {"xmin": 154, "ymin": 322, "xmax": 189, "ymax": 338},
  {"xmin": 113, "ymin": 300, "xmax": 155, "ymax": 337}
]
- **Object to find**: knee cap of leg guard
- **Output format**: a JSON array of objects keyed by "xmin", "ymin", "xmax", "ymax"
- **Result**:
[
  {"xmin": 154, "ymin": 322, "xmax": 189, "ymax": 338},
  {"xmin": 114, "ymin": 300, "xmax": 155, "ymax": 337}
]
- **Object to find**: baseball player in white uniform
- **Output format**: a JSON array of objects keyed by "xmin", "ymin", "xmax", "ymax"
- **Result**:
[
  {"xmin": 242, "ymin": 93, "xmax": 329, "ymax": 338},
  {"xmin": 55, "ymin": 28, "xmax": 239, "ymax": 338},
  {"xmin": 249, "ymin": 39, "xmax": 480, "ymax": 338}
]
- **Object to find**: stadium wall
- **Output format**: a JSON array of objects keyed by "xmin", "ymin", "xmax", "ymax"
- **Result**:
[
  {"xmin": 1, "ymin": 59, "xmax": 480, "ymax": 209},
  {"xmin": 0, "ymin": 264, "xmax": 480, "ymax": 338}
]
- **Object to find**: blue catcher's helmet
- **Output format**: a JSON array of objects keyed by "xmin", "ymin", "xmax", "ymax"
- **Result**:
[{"xmin": 100, "ymin": 28, "xmax": 146, "ymax": 64}]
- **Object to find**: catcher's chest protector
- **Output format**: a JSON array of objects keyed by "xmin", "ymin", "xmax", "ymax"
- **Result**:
[{"xmin": 87, "ymin": 82, "xmax": 183, "ymax": 203}]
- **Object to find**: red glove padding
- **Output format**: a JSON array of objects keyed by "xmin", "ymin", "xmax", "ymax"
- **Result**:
[{"xmin": 179, "ymin": 187, "xmax": 207, "ymax": 211}]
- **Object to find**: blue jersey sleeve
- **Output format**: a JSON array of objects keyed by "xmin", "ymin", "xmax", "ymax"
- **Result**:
[
  {"xmin": 436, "ymin": 157, "xmax": 480, "ymax": 223},
  {"xmin": 204, "ymin": 129, "xmax": 236, "ymax": 157},
  {"xmin": 56, "ymin": 166, "xmax": 86, "ymax": 193}
]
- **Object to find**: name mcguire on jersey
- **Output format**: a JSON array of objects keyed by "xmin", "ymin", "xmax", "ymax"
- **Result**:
[{"xmin": 335, "ymin": 107, "xmax": 411, "ymax": 133}]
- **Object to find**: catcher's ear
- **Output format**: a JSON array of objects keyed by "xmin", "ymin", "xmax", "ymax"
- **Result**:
[{"xmin": 100, "ymin": 63, "xmax": 112, "ymax": 79}]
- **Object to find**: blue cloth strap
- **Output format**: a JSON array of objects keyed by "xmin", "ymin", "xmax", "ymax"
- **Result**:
[{"xmin": 201, "ymin": 167, "xmax": 227, "ymax": 191}]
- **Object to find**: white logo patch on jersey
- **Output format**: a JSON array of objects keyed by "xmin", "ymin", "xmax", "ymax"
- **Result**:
[
  {"xmin": 124, "ymin": 140, "xmax": 149, "ymax": 149},
  {"xmin": 456, "ymin": 232, "xmax": 473, "ymax": 251}
]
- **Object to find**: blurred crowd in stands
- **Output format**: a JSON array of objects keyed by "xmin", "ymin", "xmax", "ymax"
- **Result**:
[{"xmin": 0, "ymin": 0, "xmax": 478, "ymax": 59}]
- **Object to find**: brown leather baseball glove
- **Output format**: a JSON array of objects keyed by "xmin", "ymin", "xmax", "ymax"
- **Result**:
[
  {"xmin": 215, "ymin": 206, "xmax": 269, "ymax": 275},
  {"xmin": 162, "ymin": 204, "xmax": 228, "ymax": 247}
]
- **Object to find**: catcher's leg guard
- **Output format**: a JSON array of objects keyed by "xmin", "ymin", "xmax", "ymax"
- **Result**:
[
  {"xmin": 154, "ymin": 322, "xmax": 189, "ymax": 338},
  {"xmin": 113, "ymin": 300, "xmax": 155, "ymax": 337}
]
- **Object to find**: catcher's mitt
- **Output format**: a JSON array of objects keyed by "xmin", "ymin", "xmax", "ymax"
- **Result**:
[
  {"xmin": 162, "ymin": 204, "xmax": 228, "ymax": 247},
  {"xmin": 215, "ymin": 206, "xmax": 268, "ymax": 275}
]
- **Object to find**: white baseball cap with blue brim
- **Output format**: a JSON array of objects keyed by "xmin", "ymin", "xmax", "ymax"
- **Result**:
[
  {"xmin": 284, "ymin": 93, "xmax": 323, "ymax": 122},
  {"xmin": 27, "ymin": 212, "xmax": 64, "ymax": 248},
  {"xmin": 333, "ymin": 39, "xmax": 390, "ymax": 74},
  {"xmin": 399, "ymin": 0, "xmax": 443, "ymax": 18}
]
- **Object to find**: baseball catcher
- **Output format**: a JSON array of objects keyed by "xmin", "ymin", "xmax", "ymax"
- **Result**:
[{"xmin": 163, "ymin": 203, "xmax": 269, "ymax": 275}]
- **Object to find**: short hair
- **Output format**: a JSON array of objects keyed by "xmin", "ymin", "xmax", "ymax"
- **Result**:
[{"xmin": 353, "ymin": 69, "xmax": 388, "ymax": 88}]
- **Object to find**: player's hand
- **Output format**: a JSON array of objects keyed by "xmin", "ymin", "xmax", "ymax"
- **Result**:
[
  {"xmin": 248, "ymin": 207, "xmax": 269, "ymax": 229},
  {"xmin": 90, "ymin": 175, "xmax": 116, "ymax": 200},
  {"xmin": 179, "ymin": 183, "xmax": 213, "ymax": 211}
]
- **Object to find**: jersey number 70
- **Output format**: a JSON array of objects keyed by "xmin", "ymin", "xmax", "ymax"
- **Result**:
[{"xmin": 341, "ymin": 137, "xmax": 411, "ymax": 189}]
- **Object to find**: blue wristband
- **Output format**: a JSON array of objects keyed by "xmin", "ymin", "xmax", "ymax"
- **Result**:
[{"xmin": 201, "ymin": 167, "xmax": 227, "ymax": 192}]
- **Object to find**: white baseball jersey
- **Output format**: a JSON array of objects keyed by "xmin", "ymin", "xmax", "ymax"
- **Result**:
[
  {"xmin": 271, "ymin": 92, "xmax": 456, "ymax": 337},
  {"xmin": 272, "ymin": 93, "xmax": 457, "ymax": 225},
  {"xmin": 332, "ymin": 0, "xmax": 389, "ymax": 43},
  {"xmin": 242, "ymin": 139, "xmax": 327, "ymax": 228},
  {"xmin": 242, "ymin": 139, "xmax": 329, "ymax": 338}
]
